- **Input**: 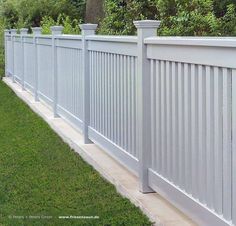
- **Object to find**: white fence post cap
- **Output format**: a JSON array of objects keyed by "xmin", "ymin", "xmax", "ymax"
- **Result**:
[
  {"xmin": 79, "ymin": 24, "xmax": 98, "ymax": 30},
  {"xmin": 10, "ymin": 29, "xmax": 17, "ymax": 35},
  {"xmin": 133, "ymin": 20, "xmax": 161, "ymax": 29},
  {"xmin": 50, "ymin": 26, "xmax": 63, "ymax": 35},
  {"xmin": 32, "ymin": 27, "xmax": 42, "ymax": 35},
  {"xmin": 20, "ymin": 28, "xmax": 28, "ymax": 35}
]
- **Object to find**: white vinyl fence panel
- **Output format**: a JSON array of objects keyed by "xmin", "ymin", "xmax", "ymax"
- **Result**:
[
  {"xmin": 87, "ymin": 36, "xmax": 139, "ymax": 174},
  {"xmin": 6, "ymin": 35, "xmax": 13, "ymax": 76},
  {"xmin": 145, "ymin": 37, "xmax": 236, "ymax": 226},
  {"xmin": 56, "ymin": 37, "xmax": 84, "ymax": 130},
  {"xmin": 13, "ymin": 36, "xmax": 22, "ymax": 83},
  {"xmin": 24, "ymin": 37, "xmax": 34, "ymax": 92},
  {"xmin": 4, "ymin": 22, "xmax": 236, "ymax": 226},
  {"xmin": 37, "ymin": 37, "xmax": 53, "ymax": 106},
  {"xmin": 149, "ymin": 60, "xmax": 232, "ymax": 220}
]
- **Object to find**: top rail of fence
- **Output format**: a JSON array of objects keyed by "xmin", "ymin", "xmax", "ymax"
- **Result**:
[
  {"xmin": 85, "ymin": 35, "xmax": 138, "ymax": 43},
  {"xmin": 145, "ymin": 36, "xmax": 236, "ymax": 47}
]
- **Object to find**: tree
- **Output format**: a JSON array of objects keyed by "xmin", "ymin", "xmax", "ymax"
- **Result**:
[{"xmin": 85, "ymin": 0, "xmax": 104, "ymax": 23}]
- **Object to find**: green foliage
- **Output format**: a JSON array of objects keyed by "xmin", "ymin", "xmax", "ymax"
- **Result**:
[
  {"xmin": 213, "ymin": 0, "xmax": 236, "ymax": 16},
  {"xmin": 219, "ymin": 4, "xmax": 236, "ymax": 35},
  {"xmin": 40, "ymin": 15, "xmax": 55, "ymax": 34},
  {"xmin": 57, "ymin": 14, "xmax": 81, "ymax": 34},
  {"xmin": 99, "ymin": 0, "xmax": 157, "ymax": 35},
  {"xmin": 40, "ymin": 14, "xmax": 81, "ymax": 34},
  {"xmin": 0, "ymin": 0, "xmax": 85, "ymax": 77},
  {"xmin": 155, "ymin": 0, "xmax": 236, "ymax": 36},
  {"xmin": 156, "ymin": 0, "xmax": 221, "ymax": 36},
  {"xmin": 0, "ymin": 0, "xmax": 85, "ymax": 29},
  {"xmin": 100, "ymin": 0, "xmax": 236, "ymax": 36},
  {"xmin": 0, "ymin": 0, "xmax": 19, "ymax": 29},
  {"xmin": 0, "ymin": 19, "xmax": 5, "ymax": 79}
]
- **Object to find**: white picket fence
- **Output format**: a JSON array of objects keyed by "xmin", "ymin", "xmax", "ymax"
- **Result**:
[{"xmin": 4, "ymin": 20, "xmax": 236, "ymax": 226}]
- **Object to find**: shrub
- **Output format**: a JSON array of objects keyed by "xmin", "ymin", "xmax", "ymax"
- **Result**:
[
  {"xmin": 0, "ymin": 0, "xmax": 85, "ymax": 29},
  {"xmin": 40, "ymin": 16, "xmax": 55, "ymax": 34},
  {"xmin": 219, "ymin": 4, "xmax": 236, "ymax": 35},
  {"xmin": 100, "ymin": 0, "xmax": 236, "ymax": 36},
  {"xmin": 40, "ymin": 14, "xmax": 81, "ymax": 34},
  {"xmin": 156, "ymin": 0, "xmax": 221, "ymax": 36},
  {"xmin": 99, "ymin": 0, "xmax": 157, "ymax": 35}
]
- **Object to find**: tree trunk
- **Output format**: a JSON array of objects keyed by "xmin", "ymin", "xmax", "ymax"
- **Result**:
[{"xmin": 85, "ymin": 0, "xmax": 104, "ymax": 24}]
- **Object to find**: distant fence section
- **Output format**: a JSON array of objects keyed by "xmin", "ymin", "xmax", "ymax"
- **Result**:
[{"xmin": 4, "ymin": 21, "xmax": 236, "ymax": 226}]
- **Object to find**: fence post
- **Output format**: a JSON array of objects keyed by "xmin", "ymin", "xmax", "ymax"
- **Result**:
[
  {"xmin": 51, "ymin": 26, "xmax": 63, "ymax": 118},
  {"xmin": 20, "ymin": 28, "xmax": 28, "ymax": 90},
  {"xmin": 32, "ymin": 27, "xmax": 42, "ymax": 102},
  {"xmin": 4, "ymin": 29, "xmax": 9, "ymax": 77},
  {"xmin": 10, "ymin": 29, "xmax": 17, "ymax": 83},
  {"xmin": 134, "ymin": 20, "xmax": 161, "ymax": 193},
  {"xmin": 80, "ymin": 24, "xmax": 97, "ymax": 144}
]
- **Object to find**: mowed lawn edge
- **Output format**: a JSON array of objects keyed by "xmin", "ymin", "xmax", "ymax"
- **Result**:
[{"xmin": 0, "ymin": 80, "xmax": 152, "ymax": 226}]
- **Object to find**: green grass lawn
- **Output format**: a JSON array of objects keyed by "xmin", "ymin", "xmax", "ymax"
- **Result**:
[{"xmin": 0, "ymin": 80, "xmax": 152, "ymax": 226}]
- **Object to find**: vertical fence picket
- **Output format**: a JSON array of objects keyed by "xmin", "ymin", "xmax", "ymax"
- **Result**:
[
  {"xmin": 190, "ymin": 63, "xmax": 197, "ymax": 198},
  {"xmin": 155, "ymin": 60, "xmax": 161, "ymax": 173},
  {"xmin": 222, "ymin": 68, "xmax": 232, "ymax": 221},
  {"xmin": 232, "ymin": 69, "xmax": 236, "ymax": 225},
  {"xmin": 213, "ymin": 67, "xmax": 223, "ymax": 215}
]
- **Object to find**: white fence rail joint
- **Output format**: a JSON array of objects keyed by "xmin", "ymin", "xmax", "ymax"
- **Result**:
[{"xmin": 4, "ymin": 20, "xmax": 236, "ymax": 226}]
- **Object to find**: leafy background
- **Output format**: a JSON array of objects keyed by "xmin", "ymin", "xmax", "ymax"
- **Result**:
[{"xmin": 1, "ymin": 0, "xmax": 236, "ymax": 77}]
